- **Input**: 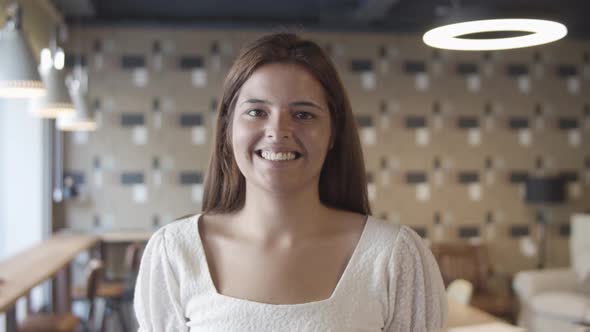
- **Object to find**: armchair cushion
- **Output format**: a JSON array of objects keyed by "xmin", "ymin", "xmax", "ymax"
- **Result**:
[
  {"xmin": 531, "ymin": 292, "xmax": 590, "ymax": 323},
  {"xmin": 513, "ymin": 268, "xmax": 578, "ymax": 300}
]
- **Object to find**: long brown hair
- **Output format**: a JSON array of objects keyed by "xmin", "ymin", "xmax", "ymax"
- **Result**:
[{"xmin": 201, "ymin": 33, "xmax": 371, "ymax": 216}]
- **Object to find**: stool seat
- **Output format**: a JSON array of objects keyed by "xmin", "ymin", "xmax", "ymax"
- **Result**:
[
  {"xmin": 19, "ymin": 313, "xmax": 80, "ymax": 332},
  {"xmin": 72, "ymin": 280, "xmax": 126, "ymax": 300},
  {"xmin": 97, "ymin": 281, "xmax": 126, "ymax": 298}
]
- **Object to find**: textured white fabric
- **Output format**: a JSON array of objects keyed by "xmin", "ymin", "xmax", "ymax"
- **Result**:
[{"xmin": 134, "ymin": 214, "xmax": 447, "ymax": 331}]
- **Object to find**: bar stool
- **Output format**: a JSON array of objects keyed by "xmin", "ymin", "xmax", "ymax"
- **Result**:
[
  {"xmin": 19, "ymin": 259, "xmax": 103, "ymax": 332},
  {"xmin": 69, "ymin": 258, "xmax": 104, "ymax": 331},
  {"xmin": 98, "ymin": 242, "xmax": 143, "ymax": 331},
  {"xmin": 73, "ymin": 242, "xmax": 143, "ymax": 331}
]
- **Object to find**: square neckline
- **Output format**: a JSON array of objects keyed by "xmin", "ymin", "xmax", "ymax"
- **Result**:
[{"xmin": 192, "ymin": 213, "xmax": 373, "ymax": 307}]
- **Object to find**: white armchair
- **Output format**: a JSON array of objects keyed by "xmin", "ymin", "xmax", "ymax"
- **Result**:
[{"xmin": 513, "ymin": 214, "xmax": 590, "ymax": 332}]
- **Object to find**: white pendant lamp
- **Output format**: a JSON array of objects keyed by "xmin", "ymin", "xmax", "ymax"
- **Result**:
[
  {"xmin": 31, "ymin": 45, "xmax": 75, "ymax": 118},
  {"xmin": 57, "ymin": 67, "xmax": 96, "ymax": 131},
  {"xmin": 33, "ymin": 65, "xmax": 74, "ymax": 117},
  {"xmin": 0, "ymin": 3, "xmax": 46, "ymax": 98}
]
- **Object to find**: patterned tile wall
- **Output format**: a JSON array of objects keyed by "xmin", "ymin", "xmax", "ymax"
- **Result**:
[{"xmin": 61, "ymin": 28, "xmax": 590, "ymax": 275}]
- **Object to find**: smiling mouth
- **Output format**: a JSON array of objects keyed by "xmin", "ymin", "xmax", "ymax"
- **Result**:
[{"xmin": 254, "ymin": 150, "xmax": 303, "ymax": 162}]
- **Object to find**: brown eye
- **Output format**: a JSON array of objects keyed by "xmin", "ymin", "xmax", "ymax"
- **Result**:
[
  {"xmin": 295, "ymin": 111, "xmax": 314, "ymax": 120},
  {"xmin": 247, "ymin": 109, "xmax": 266, "ymax": 117}
]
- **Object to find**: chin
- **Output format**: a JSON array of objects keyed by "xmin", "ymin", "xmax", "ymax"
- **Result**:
[{"xmin": 254, "ymin": 174, "xmax": 320, "ymax": 196}]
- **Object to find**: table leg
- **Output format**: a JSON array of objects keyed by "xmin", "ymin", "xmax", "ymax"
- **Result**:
[
  {"xmin": 6, "ymin": 306, "xmax": 17, "ymax": 332},
  {"xmin": 53, "ymin": 264, "xmax": 72, "ymax": 313},
  {"xmin": 52, "ymin": 275, "xmax": 58, "ymax": 312},
  {"xmin": 26, "ymin": 292, "xmax": 33, "ymax": 315},
  {"xmin": 93, "ymin": 241, "xmax": 103, "ymax": 259},
  {"xmin": 99, "ymin": 241, "xmax": 106, "ymax": 261}
]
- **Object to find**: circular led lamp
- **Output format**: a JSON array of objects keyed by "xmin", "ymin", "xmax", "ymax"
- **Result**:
[
  {"xmin": 423, "ymin": 19, "xmax": 567, "ymax": 51},
  {"xmin": 0, "ymin": 10, "xmax": 46, "ymax": 98}
]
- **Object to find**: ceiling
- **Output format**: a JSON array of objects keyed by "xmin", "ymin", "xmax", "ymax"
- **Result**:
[{"xmin": 51, "ymin": 0, "xmax": 590, "ymax": 40}]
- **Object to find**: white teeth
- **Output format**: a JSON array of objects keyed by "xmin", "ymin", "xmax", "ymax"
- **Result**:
[{"xmin": 260, "ymin": 151, "xmax": 297, "ymax": 161}]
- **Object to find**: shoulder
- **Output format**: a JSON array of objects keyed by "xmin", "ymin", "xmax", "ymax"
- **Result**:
[
  {"xmin": 379, "ymin": 221, "xmax": 441, "ymax": 281},
  {"xmin": 147, "ymin": 213, "xmax": 201, "ymax": 252},
  {"xmin": 369, "ymin": 216, "xmax": 425, "ymax": 244},
  {"xmin": 141, "ymin": 213, "xmax": 204, "ymax": 282},
  {"xmin": 170, "ymin": 212, "xmax": 201, "ymax": 232},
  {"xmin": 364, "ymin": 216, "xmax": 433, "ymax": 263},
  {"xmin": 367, "ymin": 216, "xmax": 403, "ymax": 236},
  {"xmin": 363, "ymin": 216, "xmax": 408, "ymax": 248},
  {"xmin": 375, "ymin": 220, "xmax": 448, "ymax": 329}
]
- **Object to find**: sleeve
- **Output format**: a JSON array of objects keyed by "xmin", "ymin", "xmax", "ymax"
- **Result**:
[
  {"xmin": 134, "ymin": 227, "xmax": 188, "ymax": 332},
  {"xmin": 384, "ymin": 226, "xmax": 448, "ymax": 332}
]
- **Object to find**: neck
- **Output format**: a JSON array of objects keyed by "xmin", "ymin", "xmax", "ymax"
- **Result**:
[{"xmin": 231, "ymin": 181, "xmax": 331, "ymax": 246}]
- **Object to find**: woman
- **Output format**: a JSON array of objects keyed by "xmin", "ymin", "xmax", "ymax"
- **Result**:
[{"xmin": 134, "ymin": 33, "xmax": 447, "ymax": 331}]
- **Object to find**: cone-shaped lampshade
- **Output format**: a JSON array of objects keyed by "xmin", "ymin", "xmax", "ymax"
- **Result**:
[
  {"xmin": 0, "ymin": 7, "xmax": 45, "ymax": 98},
  {"xmin": 56, "ymin": 77, "xmax": 96, "ymax": 131},
  {"xmin": 31, "ymin": 65, "xmax": 74, "ymax": 118}
]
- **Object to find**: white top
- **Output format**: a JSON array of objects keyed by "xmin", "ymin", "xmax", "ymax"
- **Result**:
[{"xmin": 134, "ymin": 214, "xmax": 447, "ymax": 331}]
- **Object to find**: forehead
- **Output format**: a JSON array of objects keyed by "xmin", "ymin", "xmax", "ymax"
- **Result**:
[{"xmin": 236, "ymin": 63, "xmax": 327, "ymax": 106}]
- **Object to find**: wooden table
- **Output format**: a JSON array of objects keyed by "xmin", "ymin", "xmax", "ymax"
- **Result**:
[
  {"xmin": 447, "ymin": 299, "xmax": 517, "ymax": 330},
  {"xmin": 0, "ymin": 232, "xmax": 99, "ymax": 331},
  {"xmin": 97, "ymin": 230, "xmax": 154, "ymax": 243}
]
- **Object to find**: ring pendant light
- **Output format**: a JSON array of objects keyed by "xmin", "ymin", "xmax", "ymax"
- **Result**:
[{"xmin": 423, "ymin": 19, "xmax": 568, "ymax": 51}]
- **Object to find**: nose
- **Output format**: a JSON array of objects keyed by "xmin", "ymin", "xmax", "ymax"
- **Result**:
[{"xmin": 265, "ymin": 112, "xmax": 293, "ymax": 140}]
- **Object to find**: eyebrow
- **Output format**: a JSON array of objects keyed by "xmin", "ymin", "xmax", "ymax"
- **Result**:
[{"xmin": 241, "ymin": 98, "xmax": 324, "ymax": 111}]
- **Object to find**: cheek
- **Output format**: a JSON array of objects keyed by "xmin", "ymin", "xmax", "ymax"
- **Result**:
[
  {"xmin": 230, "ymin": 126, "xmax": 250, "ymax": 176},
  {"xmin": 231, "ymin": 120, "xmax": 256, "ymax": 159},
  {"xmin": 305, "ymin": 126, "xmax": 332, "ymax": 156}
]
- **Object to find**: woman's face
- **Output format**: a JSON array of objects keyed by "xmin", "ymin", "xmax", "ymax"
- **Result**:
[{"xmin": 231, "ymin": 63, "xmax": 332, "ymax": 194}]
